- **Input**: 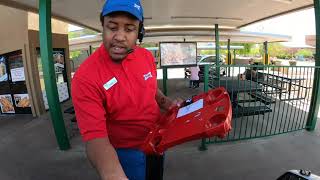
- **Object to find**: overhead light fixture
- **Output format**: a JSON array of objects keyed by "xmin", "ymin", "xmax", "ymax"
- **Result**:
[
  {"xmin": 145, "ymin": 25, "xmax": 235, "ymax": 30},
  {"xmin": 171, "ymin": 16, "xmax": 242, "ymax": 21},
  {"xmin": 271, "ymin": 0, "xmax": 294, "ymax": 4}
]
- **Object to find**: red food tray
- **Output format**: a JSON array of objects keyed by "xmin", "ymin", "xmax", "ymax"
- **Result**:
[{"xmin": 141, "ymin": 87, "xmax": 232, "ymax": 155}]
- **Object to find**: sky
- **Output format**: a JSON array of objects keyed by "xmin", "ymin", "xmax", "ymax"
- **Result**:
[
  {"xmin": 68, "ymin": 8, "xmax": 316, "ymax": 44},
  {"xmin": 68, "ymin": 24, "xmax": 83, "ymax": 32},
  {"xmin": 241, "ymin": 8, "xmax": 315, "ymax": 44}
]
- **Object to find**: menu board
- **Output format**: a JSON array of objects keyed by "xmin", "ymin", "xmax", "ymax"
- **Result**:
[
  {"xmin": 160, "ymin": 42, "xmax": 197, "ymax": 67},
  {"xmin": 0, "ymin": 94, "xmax": 15, "ymax": 113},
  {"xmin": 11, "ymin": 67, "xmax": 25, "ymax": 82},
  {"xmin": 13, "ymin": 94, "xmax": 31, "ymax": 108},
  {"xmin": 9, "ymin": 55, "xmax": 25, "ymax": 82},
  {"xmin": 0, "ymin": 56, "xmax": 8, "ymax": 82}
]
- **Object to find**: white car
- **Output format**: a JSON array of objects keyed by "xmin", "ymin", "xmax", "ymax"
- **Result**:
[{"xmin": 197, "ymin": 55, "xmax": 226, "ymax": 81}]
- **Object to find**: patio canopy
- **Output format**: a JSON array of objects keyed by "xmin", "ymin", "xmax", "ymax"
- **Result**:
[
  {"xmin": 69, "ymin": 30, "xmax": 291, "ymax": 51},
  {"xmin": 0, "ymin": 0, "xmax": 313, "ymax": 32}
]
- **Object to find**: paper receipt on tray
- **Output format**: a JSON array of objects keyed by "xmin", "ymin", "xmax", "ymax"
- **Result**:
[{"xmin": 176, "ymin": 99, "xmax": 203, "ymax": 118}]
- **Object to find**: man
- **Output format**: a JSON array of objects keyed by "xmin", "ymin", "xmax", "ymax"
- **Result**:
[
  {"xmin": 244, "ymin": 58, "xmax": 260, "ymax": 81},
  {"xmin": 71, "ymin": 0, "xmax": 180, "ymax": 180}
]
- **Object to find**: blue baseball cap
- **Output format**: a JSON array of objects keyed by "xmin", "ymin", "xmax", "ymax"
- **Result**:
[{"xmin": 101, "ymin": 0, "xmax": 144, "ymax": 21}]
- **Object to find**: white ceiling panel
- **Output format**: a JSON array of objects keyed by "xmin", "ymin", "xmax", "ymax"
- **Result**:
[{"xmin": 0, "ymin": 0, "xmax": 313, "ymax": 33}]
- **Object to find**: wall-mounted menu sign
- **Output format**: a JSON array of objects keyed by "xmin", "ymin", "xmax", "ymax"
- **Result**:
[
  {"xmin": 14, "ymin": 94, "xmax": 31, "ymax": 108},
  {"xmin": 9, "ymin": 55, "xmax": 25, "ymax": 82},
  {"xmin": 11, "ymin": 67, "xmax": 25, "ymax": 82},
  {"xmin": 0, "ymin": 56, "xmax": 8, "ymax": 82},
  {"xmin": 0, "ymin": 94, "xmax": 15, "ymax": 113}
]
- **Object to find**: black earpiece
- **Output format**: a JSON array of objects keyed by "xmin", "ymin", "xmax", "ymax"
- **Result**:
[
  {"xmin": 138, "ymin": 19, "xmax": 145, "ymax": 43},
  {"xmin": 127, "ymin": 48, "xmax": 134, "ymax": 54}
]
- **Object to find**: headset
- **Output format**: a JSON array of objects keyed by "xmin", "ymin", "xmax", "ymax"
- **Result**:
[
  {"xmin": 138, "ymin": 18, "xmax": 145, "ymax": 43},
  {"xmin": 127, "ymin": 20, "xmax": 144, "ymax": 54}
]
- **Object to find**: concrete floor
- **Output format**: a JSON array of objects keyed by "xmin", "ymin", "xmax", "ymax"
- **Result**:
[{"xmin": 0, "ymin": 78, "xmax": 319, "ymax": 180}]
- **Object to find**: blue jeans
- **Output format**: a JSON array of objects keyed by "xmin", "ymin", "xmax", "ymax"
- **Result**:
[
  {"xmin": 116, "ymin": 149, "xmax": 165, "ymax": 180},
  {"xmin": 116, "ymin": 149, "xmax": 146, "ymax": 180}
]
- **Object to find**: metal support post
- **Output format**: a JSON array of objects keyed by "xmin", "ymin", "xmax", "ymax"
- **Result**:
[
  {"xmin": 39, "ymin": 0, "xmax": 70, "ymax": 150},
  {"xmin": 163, "ymin": 67, "xmax": 168, "ymax": 96},
  {"xmin": 264, "ymin": 41, "xmax": 269, "ymax": 65},
  {"xmin": 199, "ymin": 64, "xmax": 209, "ymax": 151},
  {"xmin": 215, "ymin": 24, "xmax": 220, "ymax": 79},
  {"xmin": 227, "ymin": 39, "xmax": 231, "ymax": 76},
  {"xmin": 306, "ymin": 0, "xmax": 320, "ymax": 131}
]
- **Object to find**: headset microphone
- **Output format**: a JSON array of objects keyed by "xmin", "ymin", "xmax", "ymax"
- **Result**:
[{"xmin": 127, "ymin": 48, "xmax": 134, "ymax": 54}]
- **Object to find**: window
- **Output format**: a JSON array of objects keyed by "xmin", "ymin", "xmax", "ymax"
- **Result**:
[{"xmin": 37, "ymin": 48, "xmax": 70, "ymax": 109}]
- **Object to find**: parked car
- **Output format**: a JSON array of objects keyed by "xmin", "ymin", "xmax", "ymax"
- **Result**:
[
  {"xmin": 185, "ymin": 55, "xmax": 227, "ymax": 81},
  {"xmin": 197, "ymin": 55, "xmax": 226, "ymax": 82}
]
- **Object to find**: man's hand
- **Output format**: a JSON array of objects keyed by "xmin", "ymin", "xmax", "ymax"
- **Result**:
[
  {"xmin": 168, "ymin": 98, "xmax": 184, "ymax": 110},
  {"xmin": 156, "ymin": 89, "xmax": 184, "ymax": 111},
  {"xmin": 86, "ymin": 138, "xmax": 128, "ymax": 180}
]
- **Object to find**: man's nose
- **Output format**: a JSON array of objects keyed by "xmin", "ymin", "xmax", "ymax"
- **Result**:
[{"xmin": 114, "ymin": 30, "xmax": 126, "ymax": 42}]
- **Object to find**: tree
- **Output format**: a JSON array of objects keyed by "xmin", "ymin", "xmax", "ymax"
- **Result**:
[
  {"xmin": 231, "ymin": 43, "xmax": 255, "ymax": 56},
  {"xmin": 68, "ymin": 29, "xmax": 99, "ymax": 39},
  {"xmin": 295, "ymin": 49, "xmax": 314, "ymax": 58},
  {"xmin": 140, "ymin": 42, "xmax": 158, "ymax": 48},
  {"xmin": 70, "ymin": 51, "xmax": 82, "ymax": 59},
  {"xmin": 267, "ymin": 43, "xmax": 291, "ymax": 59}
]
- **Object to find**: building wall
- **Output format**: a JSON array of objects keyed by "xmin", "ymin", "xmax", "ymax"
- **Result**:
[
  {"xmin": 0, "ymin": 5, "xmax": 70, "ymax": 117},
  {"xmin": 28, "ymin": 30, "xmax": 71, "ymax": 115},
  {"xmin": 0, "ymin": 5, "xmax": 36, "ymax": 115},
  {"xmin": 305, "ymin": 35, "xmax": 315, "ymax": 47},
  {"xmin": 28, "ymin": 12, "xmax": 68, "ymax": 34},
  {"xmin": 0, "ymin": 5, "xmax": 28, "ymax": 55},
  {"xmin": 27, "ymin": 12, "xmax": 70, "ymax": 116}
]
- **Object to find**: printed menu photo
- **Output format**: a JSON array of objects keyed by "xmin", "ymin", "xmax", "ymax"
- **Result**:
[
  {"xmin": 14, "ymin": 94, "xmax": 31, "ymax": 108},
  {"xmin": 0, "ymin": 56, "xmax": 8, "ymax": 82},
  {"xmin": 0, "ymin": 94, "xmax": 15, "ymax": 113}
]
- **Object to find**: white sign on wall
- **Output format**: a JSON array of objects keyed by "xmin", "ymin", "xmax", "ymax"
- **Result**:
[
  {"xmin": 42, "ymin": 82, "xmax": 69, "ymax": 110},
  {"xmin": 10, "ymin": 67, "xmax": 25, "ymax": 82}
]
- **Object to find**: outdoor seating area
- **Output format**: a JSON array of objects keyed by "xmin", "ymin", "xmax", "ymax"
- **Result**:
[
  {"xmin": 203, "ymin": 65, "xmax": 315, "ymax": 143},
  {"xmin": 256, "ymin": 70, "xmax": 312, "ymax": 101}
]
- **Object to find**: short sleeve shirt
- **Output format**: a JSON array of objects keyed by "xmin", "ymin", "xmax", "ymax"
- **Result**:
[{"xmin": 71, "ymin": 44, "xmax": 160, "ymax": 149}]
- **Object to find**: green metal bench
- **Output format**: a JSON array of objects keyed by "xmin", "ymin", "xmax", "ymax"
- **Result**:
[
  {"xmin": 233, "ymin": 104, "xmax": 272, "ymax": 118},
  {"xmin": 249, "ymin": 92, "xmax": 276, "ymax": 105}
]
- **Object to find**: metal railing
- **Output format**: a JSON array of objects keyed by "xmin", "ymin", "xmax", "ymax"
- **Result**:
[{"xmin": 204, "ymin": 65, "xmax": 316, "ymax": 144}]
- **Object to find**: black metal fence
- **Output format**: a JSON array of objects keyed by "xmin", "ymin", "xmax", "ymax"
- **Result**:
[{"xmin": 205, "ymin": 65, "xmax": 315, "ymax": 143}]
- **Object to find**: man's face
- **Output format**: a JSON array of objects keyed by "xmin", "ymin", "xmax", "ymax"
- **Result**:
[{"xmin": 102, "ymin": 13, "xmax": 139, "ymax": 62}]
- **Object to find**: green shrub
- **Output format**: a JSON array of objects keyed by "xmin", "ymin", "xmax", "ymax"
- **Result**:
[{"xmin": 289, "ymin": 60, "xmax": 297, "ymax": 66}]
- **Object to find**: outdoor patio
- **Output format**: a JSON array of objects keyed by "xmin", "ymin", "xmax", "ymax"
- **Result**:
[{"xmin": 1, "ymin": 77, "xmax": 320, "ymax": 180}]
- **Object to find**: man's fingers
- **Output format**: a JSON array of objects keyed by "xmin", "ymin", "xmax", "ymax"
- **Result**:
[{"xmin": 172, "ymin": 98, "xmax": 184, "ymax": 107}]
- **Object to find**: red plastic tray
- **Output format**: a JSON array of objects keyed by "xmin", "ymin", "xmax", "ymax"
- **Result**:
[{"xmin": 141, "ymin": 87, "xmax": 232, "ymax": 155}]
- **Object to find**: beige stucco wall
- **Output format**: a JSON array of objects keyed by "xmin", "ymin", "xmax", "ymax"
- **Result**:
[
  {"xmin": 28, "ymin": 12, "xmax": 68, "ymax": 34},
  {"xmin": 0, "ymin": 5, "xmax": 28, "ymax": 55},
  {"xmin": 305, "ymin": 35, "xmax": 315, "ymax": 47}
]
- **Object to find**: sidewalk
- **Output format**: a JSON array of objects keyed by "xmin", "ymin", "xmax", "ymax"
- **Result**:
[{"xmin": 0, "ymin": 79, "xmax": 319, "ymax": 180}]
